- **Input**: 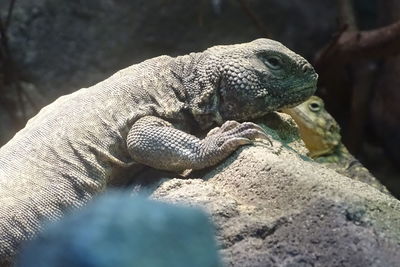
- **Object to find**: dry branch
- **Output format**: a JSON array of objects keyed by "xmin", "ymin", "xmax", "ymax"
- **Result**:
[{"xmin": 316, "ymin": 20, "xmax": 400, "ymax": 71}]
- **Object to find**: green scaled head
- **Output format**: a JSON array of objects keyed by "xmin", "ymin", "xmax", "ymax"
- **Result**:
[{"xmin": 202, "ymin": 38, "xmax": 318, "ymax": 121}]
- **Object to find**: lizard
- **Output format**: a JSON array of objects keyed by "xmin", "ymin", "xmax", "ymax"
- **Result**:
[
  {"xmin": 0, "ymin": 38, "xmax": 317, "ymax": 265},
  {"xmin": 282, "ymin": 95, "xmax": 389, "ymax": 194}
]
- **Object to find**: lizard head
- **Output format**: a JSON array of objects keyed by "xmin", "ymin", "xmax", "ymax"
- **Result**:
[
  {"xmin": 201, "ymin": 38, "xmax": 318, "ymax": 122},
  {"xmin": 282, "ymin": 95, "xmax": 341, "ymax": 158}
]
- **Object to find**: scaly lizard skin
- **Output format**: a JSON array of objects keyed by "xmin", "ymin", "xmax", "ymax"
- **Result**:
[
  {"xmin": 0, "ymin": 39, "xmax": 317, "ymax": 264},
  {"xmin": 283, "ymin": 96, "xmax": 389, "ymax": 194}
]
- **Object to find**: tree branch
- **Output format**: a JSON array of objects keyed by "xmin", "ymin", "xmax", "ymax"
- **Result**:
[
  {"xmin": 337, "ymin": 0, "xmax": 357, "ymax": 30},
  {"xmin": 316, "ymin": 20, "xmax": 400, "ymax": 70}
]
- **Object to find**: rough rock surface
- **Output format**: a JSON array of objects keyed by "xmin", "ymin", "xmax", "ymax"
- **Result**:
[{"xmin": 150, "ymin": 113, "xmax": 400, "ymax": 267}]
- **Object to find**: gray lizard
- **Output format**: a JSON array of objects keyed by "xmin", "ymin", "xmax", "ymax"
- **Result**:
[{"xmin": 0, "ymin": 38, "xmax": 317, "ymax": 265}]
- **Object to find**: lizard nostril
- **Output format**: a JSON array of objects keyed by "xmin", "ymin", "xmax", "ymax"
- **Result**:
[{"xmin": 302, "ymin": 63, "xmax": 312, "ymax": 74}]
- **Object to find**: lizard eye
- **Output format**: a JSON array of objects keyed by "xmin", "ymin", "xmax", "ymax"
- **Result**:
[
  {"xmin": 308, "ymin": 101, "xmax": 321, "ymax": 112},
  {"xmin": 263, "ymin": 56, "xmax": 282, "ymax": 70}
]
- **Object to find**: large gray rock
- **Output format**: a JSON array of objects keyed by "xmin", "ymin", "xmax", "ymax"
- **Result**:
[{"xmin": 150, "ymin": 113, "xmax": 400, "ymax": 267}]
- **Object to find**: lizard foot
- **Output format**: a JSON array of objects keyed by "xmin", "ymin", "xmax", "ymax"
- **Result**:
[{"xmin": 205, "ymin": 121, "xmax": 272, "ymax": 150}]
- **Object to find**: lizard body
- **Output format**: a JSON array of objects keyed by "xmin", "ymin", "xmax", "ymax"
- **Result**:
[{"xmin": 0, "ymin": 39, "xmax": 317, "ymax": 264}]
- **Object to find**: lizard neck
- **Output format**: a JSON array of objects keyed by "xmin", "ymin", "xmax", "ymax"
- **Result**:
[{"xmin": 174, "ymin": 52, "xmax": 223, "ymax": 130}]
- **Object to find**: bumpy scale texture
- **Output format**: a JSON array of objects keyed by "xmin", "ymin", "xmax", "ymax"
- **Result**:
[{"xmin": 0, "ymin": 38, "xmax": 317, "ymax": 264}]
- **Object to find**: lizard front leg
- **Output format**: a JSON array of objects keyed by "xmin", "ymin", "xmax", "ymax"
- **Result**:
[{"xmin": 126, "ymin": 116, "xmax": 269, "ymax": 172}]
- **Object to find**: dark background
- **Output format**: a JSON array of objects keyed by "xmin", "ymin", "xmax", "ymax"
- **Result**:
[{"xmin": 0, "ymin": 0, "xmax": 399, "ymax": 196}]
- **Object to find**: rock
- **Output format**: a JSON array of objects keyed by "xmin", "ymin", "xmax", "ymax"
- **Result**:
[
  {"xmin": 16, "ymin": 193, "xmax": 222, "ymax": 267},
  {"xmin": 150, "ymin": 112, "xmax": 400, "ymax": 267}
]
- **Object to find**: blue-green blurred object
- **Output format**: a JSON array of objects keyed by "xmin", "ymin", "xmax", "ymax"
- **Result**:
[{"xmin": 16, "ymin": 192, "xmax": 221, "ymax": 267}]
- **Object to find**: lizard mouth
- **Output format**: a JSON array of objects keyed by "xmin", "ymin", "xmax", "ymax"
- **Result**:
[
  {"xmin": 291, "ymin": 83, "xmax": 317, "ymax": 94},
  {"xmin": 280, "ymin": 85, "xmax": 317, "ymax": 109},
  {"xmin": 290, "ymin": 84, "xmax": 317, "ymax": 98}
]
